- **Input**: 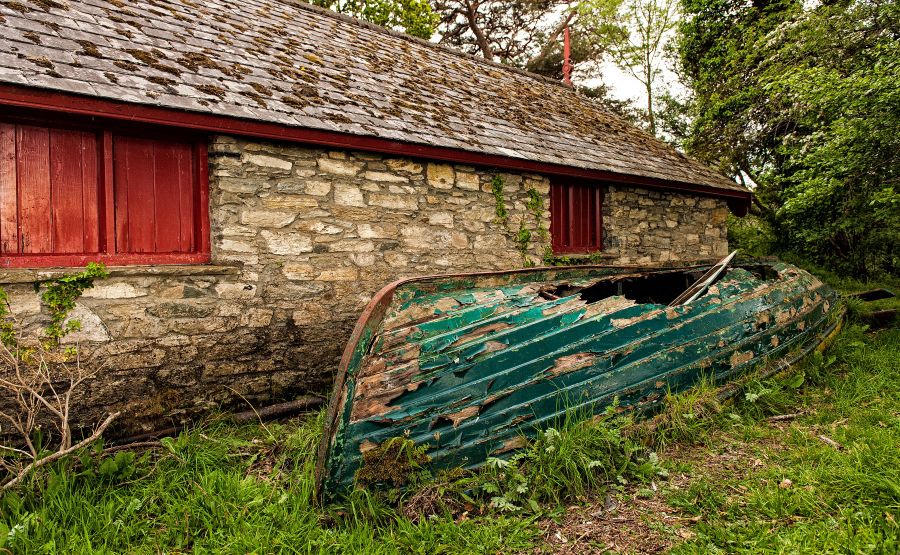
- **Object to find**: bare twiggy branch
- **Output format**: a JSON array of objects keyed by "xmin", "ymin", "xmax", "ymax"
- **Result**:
[
  {"xmin": 103, "ymin": 441, "xmax": 162, "ymax": 454},
  {"xmin": 1, "ymin": 411, "xmax": 120, "ymax": 492},
  {"xmin": 817, "ymin": 434, "xmax": 843, "ymax": 451},
  {"xmin": 765, "ymin": 412, "xmax": 805, "ymax": 422},
  {"xmin": 1, "ymin": 266, "xmax": 112, "ymax": 489}
]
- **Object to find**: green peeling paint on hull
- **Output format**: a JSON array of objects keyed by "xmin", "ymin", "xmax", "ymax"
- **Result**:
[{"xmin": 315, "ymin": 261, "xmax": 840, "ymax": 499}]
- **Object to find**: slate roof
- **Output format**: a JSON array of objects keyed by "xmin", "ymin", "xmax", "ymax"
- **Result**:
[{"xmin": 0, "ymin": 0, "xmax": 746, "ymax": 194}]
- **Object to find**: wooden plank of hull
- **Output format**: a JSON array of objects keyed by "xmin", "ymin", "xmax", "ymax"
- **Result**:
[{"xmin": 316, "ymin": 262, "xmax": 840, "ymax": 499}]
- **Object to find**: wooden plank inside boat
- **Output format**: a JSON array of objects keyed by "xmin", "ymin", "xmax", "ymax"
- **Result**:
[{"xmin": 315, "ymin": 262, "xmax": 840, "ymax": 499}]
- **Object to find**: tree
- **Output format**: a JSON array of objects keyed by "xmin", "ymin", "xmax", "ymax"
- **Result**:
[
  {"xmin": 308, "ymin": 0, "xmax": 440, "ymax": 38},
  {"xmin": 677, "ymin": 0, "xmax": 900, "ymax": 275},
  {"xmin": 579, "ymin": 0, "xmax": 678, "ymax": 135},
  {"xmin": 433, "ymin": 1, "xmax": 582, "ymax": 70},
  {"xmin": 433, "ymin": 1, "xmax": 644, "ymax": 120}
]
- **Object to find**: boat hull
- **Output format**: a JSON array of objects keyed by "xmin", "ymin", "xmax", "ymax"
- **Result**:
[{"xmin": 316, "ymin": 262, "xmax": 840, "ymax": 498}]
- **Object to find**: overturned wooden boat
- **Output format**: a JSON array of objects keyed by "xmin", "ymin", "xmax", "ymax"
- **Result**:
[{"xmin": 316, "ymin": 260, "xmax": 841, "ymax": 498}]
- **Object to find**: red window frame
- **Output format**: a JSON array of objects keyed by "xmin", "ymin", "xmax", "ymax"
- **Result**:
[
  {"xmin": 0, "ymin": 114, "xmax": 209, "ymax": 268},
  {"xmin": 550, "ymin": 181, "xmax": 603, "ymax": 254}
]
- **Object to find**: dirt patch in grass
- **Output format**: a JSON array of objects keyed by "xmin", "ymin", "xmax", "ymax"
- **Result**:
[
  {"xmin": 243, "ymin": 437, "xmax": 286, "ymax": 482},
  {"xmin": 665, "ymin": 433, "xmax": 781, "ymax": 479},
  {"xmin": 531, "ymin": 488, "xmax": 695, "ymax": 554},
  {"xmin": 531, "ymin": 426, "xmax": 797, "ymax": 553}
]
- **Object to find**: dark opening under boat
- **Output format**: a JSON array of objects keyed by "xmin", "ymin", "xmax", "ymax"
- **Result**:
[{"xmin": 315, "ymin": 259, "xmax": 842, "ymax": 498}]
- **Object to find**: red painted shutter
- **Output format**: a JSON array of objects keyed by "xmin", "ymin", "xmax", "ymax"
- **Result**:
[
  {"xmin": 50, "ymin": 128, "xmax": 100, "ymax": 254},
  {"xmin": 17, "ymin": 125, "xmax": 52, "ymax": 254},
  {"xmin": 113, "ymin": 135, "xmax": 196, "ymax": 254},
  {"xmin": 0, "ymin": 123, "xmax": 101, "ymax": 255},
  {"xmin": 550, "ymin": 182, "xmax": 603, "ymax": 253},
  {"xmin": 0, "ymin": 117, "xmax": 209, "ymax": 268},
  {"xmin": 0, "ymin": 123, "xmax": 18, "ymax": 254}
]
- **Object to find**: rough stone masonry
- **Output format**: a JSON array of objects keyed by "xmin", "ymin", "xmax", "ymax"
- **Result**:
[{"xmin": 0, "ymin": 136, "xmax": 729, "ymax": 435}]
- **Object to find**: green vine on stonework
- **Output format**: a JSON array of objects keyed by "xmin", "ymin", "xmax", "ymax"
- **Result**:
[
  {"xmin": 0, "ymin": 263, "xmax": 107, "ymax": 363},
  {"xmin": 516, "ymin": 218, "xmax": 534, "ymax": 267},
  {"xmin": 40, "ymin": 262, "xmax": 109, "ymax": 348},
  {"xmin": 491, "ymin": 175, "xmax": 508, "ymax": 225},
  {"xmin": 490, "ymin": 175, "xmax": 551, "ymax": 268},
  {"xmin": 526, "ymin": 186, "xmax": 549, "ymax": 243},
  {"xmin": 514, "ymin": 185, "xmax": 550, "ymax": 267},
  {"xmin": 0, "ymin": 288, "xmax": 16, "ymax": 350}
]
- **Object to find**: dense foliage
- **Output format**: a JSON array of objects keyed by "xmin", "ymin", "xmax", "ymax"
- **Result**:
[
  {"xmin": 308, "ymin": 0, "xmax": 439, "ymax": 38},
  {"xmin": 678, "ymin": 0, "xmax": 900, "ymax": 276}
]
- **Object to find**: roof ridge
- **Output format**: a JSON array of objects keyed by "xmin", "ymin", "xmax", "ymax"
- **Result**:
[{"xmin": 281, "ymin": 0, "xmax": 576, "ymax": 93}]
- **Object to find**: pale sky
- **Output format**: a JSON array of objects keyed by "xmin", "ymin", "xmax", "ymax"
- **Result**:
[
  {"xmin": 580, "ymin": 62, "xmax": 645, "ymax": 103},
  {"xmin": 579, "ymin": 58, "xmax": 687, "ymax": 110},
  {"xmin": 561, "ymin": 6, "xmax": 686, "ymax": 114}
]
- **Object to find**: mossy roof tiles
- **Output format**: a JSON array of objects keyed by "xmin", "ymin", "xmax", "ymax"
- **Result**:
[{"xmin": 0, "ymin": 0, "xmax": 746, "ymax": 193}]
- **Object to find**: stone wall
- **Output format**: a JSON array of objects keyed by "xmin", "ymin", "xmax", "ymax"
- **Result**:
[
  {"xmin": 0, "ymin": 136, "xmax": 729, "ymax": 435},
  {"xmin": 601, "ymin": 185, "xmax": 730, "ymax": 264}
]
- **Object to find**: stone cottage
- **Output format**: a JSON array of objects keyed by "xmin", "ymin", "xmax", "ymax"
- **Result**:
[{"xmin": 0, "ymin": 0, "xmax": 750, "ymax": 433}]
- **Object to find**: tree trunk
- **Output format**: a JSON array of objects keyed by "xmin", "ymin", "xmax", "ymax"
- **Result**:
[
  {"xmin": 525, "ymin": 10, "xmax": 577, "ymax": 69},
  {"xmin": 463, "ymin": 0, "xmax": 493, "ymax": 60}
]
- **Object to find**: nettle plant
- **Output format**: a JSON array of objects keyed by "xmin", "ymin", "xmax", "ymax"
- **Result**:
[{"xmin": 0, "ymin": 263, "xmax": 117, "ymax": 492}]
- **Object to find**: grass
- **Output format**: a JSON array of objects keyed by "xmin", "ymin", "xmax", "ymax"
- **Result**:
[
  {"xmin": 1, "ymin": 268, "xmax": 898, "ymax": 553},
  {"xmin": 665, "ymin": 324, "xmax": 900, "ymax": 553},
  {"xmin": 0, "ymin": 411, "xmax": 540, "ymax": 553}
]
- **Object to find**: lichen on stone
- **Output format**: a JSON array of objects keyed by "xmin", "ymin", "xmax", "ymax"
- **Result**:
[
  {"xmin": 28, "ymin": 0, "xmax": 65, "ymax": 11},
  {"xmin": 324, "ymin": 113, "xmax": 353, "ymax": 125},
  {"xmin": 29, "ymin": 56, "xmax": 54, "ymax": 69},
  {"xmin": 108, "ymin": 14, "xmax": 142, "ymax": 29},
  {"xmin": 125, "ymin": 48, "xmax": 157, "ymax": 65},
  {"xmin": 303, "ymin": 53, "xmax": 323, "ymax": 65},
  {"xmin": 249, "ymin": 82, "xmax": 271, "ymax": 96},
  {"xmin": 147, "ymin": 75, "xmax": 176, "ymax": 89},
  {"xmin": 176, "ymin": 51, "xmax": 222, "ymax": 72},
  {"xmin": 238, "ymin": 90, "xmax": 267, "ymax": 108},
  {"xmin": 280, "ymin": 95, "xmax": 308, "ymax": 110},
  {"xmin": 113, "ymin": 60, "xmax": 138, "ymax": 71},
  {"xmin": 3, "ymin": 1, "xmax": 29, "ymax": 13}
]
